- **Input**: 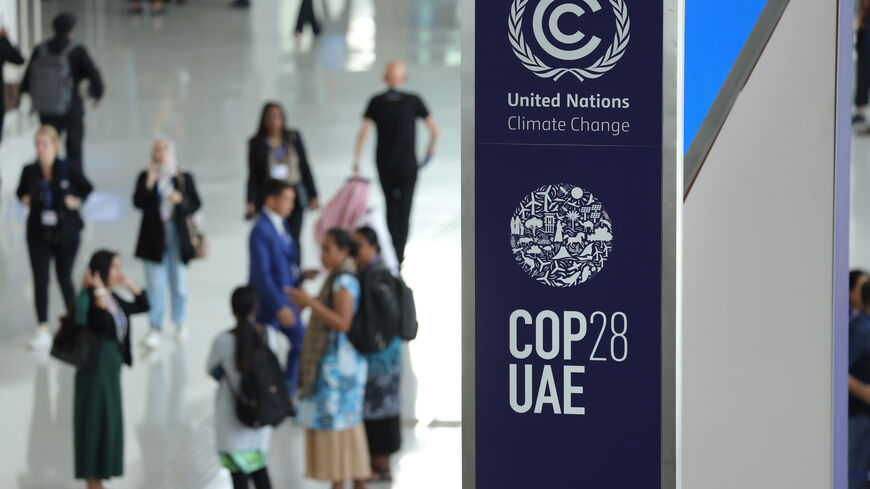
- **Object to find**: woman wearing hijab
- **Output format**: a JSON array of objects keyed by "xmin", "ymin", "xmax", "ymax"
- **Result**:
[
  {"xmin": 288, "ymin": 228, "xmax": 371, "ymax": 489},
  {"xmin": 73, "ymin": 250, "xmax": 149, "ymax": 489},
  {"xmin": 246, "ymin": 102, "xmax": 319, "ymax": 252},
  {"xmin": 133, "ymin": 136, "xmax": 202, "ymax": 350},
  {"xmin": 17, "ymin": 125, "xmax": 93, "ymax": 350}
]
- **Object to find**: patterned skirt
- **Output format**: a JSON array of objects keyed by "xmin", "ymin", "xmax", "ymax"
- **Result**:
[{"xmin": 363, "ymin": 337, "xmax": 403, "ymax": 455}]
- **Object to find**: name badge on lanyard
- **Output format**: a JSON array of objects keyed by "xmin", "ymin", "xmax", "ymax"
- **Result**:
[
  {"xmin": 41, "ymin": 177, "xmax": 60, "ymax": 227},
  {"xmin": 268, "ymin": 140, "xmax": 291, "ymax": 181},
  {"xmin": 41, "ymin": 210, "xmax": 59, "ymax": 226},
  {"xmin": 270, "ymin": 163, "xmax": 291, "ymax": 180}
]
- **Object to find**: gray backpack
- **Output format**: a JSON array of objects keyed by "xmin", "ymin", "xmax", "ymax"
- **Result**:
[{"xmin": 30, "ymin": 43, "xmax": 76, "ymax": 116}]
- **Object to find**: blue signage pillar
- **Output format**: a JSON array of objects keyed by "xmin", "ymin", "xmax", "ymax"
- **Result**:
[{"xmin": 461, "ymin": 0, "xmax": 681, "ymax": 487}]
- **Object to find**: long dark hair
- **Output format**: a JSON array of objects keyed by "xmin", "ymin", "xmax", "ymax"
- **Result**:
[
  {"xmin": 59, "ymin": 249, "xmax": 117, "ymax": 331},
  {"xmin": 354, "ymin": 226, "xmax": 380, "ymax": 252},
  {"xmin": 326, "ymin": 227, "xmax": 359, "ymax": 257},
  {"xmin": 255, "ymin": 102, "xmax": 288, "ymax": 140},
  {"xmin": 231, "ymin": 286, "xmax": 264, "ymax": 372},
  {"xmin": 89, "ymin": 249, "xmax": 118, "ymax": 287}
]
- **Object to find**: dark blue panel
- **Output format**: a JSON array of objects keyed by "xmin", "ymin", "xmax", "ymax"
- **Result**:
[
  {"xmin": 475, "ymin": 0, "xmax": 663, "ymax": 486},
  {"xmin": 685, "ymin": 0, "xmax": 768, "ymax": 152}
]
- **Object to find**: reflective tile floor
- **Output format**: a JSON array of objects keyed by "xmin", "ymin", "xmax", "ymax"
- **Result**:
[{"xmin": 0, "ymin": 0, "xmax": 461, "ymax": 487}]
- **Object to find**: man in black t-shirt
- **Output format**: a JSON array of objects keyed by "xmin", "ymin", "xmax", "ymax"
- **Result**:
[{"xmin": 353, "ymin": 61, "xmax": 439, "ymax": 264}]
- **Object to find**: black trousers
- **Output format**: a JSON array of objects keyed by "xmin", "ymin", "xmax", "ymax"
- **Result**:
[
  {"xmin": 40, "ymin": 114, "xmax": 85, "ymax": 173},
  {"xmin": 377, "ymin": 162, "xmax": 418, "ymax": 264},
  {"xmin": 230, "ymin": 467, "xmax": 271, "ymax": 489},
  {"xmin": 286, "ymin": 202, "xmax": 304, "ymax": 256},
  {"xmin": 858, "ymin": 29, "xmax": 869, "ymax": 108},
  {"xmin": 295, "ymin": 0, "xmax": 321, "ymax": 35},
  {"xmin": 27, "ymin": 234, "xmax": 80, "ymax": 323},
  {"xmin": 365, "ymin": 416, "xmax": 401, "ymax": 455}
]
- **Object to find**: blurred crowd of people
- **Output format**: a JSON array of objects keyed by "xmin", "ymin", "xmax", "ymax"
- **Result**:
[{"xmin": 0, "ymin": 6, "xmax": 438, "ymax": 489}]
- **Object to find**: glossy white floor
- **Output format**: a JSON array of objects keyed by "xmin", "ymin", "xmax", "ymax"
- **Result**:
[{"xmin": 0, "ymin": 0, "xmax": 461, "ymax": 488}]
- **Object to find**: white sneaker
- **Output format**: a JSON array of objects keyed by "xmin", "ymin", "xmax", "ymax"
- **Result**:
[
  {"xmin": 28, "ymin": 327, "xmax": 52, "ymax": 350},
  {"xmin": 140, "ymin": 330, "xmax": 161, "ymax": 350},
  {"xmin": 174, "ymin": 323, "xmax": 189, "ymax": 342}
]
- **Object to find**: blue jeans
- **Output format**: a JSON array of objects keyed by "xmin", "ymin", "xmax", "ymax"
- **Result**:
[
  {"xmin": 850, "ymin": 415, "xmax": 870, "ymax": 489},
  {"xmin": 143, "ymin": 223, "xmax": 188, "ymax": 330}
]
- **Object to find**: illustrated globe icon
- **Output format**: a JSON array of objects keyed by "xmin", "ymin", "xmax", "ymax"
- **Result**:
[{"xmin": 509, "ymin": 184, "xmax": 613, "ymax": 287}]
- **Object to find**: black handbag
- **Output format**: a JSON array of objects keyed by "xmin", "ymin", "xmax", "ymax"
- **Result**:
[{"xmin": 51, "ymin": 317, "xmax": 99, "ymax": 370}]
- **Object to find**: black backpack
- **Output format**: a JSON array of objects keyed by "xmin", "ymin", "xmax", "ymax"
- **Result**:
[
  {"xmin": 229, "ymin": 344, "xmax": 293, "ymax": 428},
  {"xmin": 396, "ymin": 277, "xmax": 418, "ymax": 341},
  {"xmin": 349, "ymin": 265, "xmax": 400, "ymax": 353},
  {"xmin": 30, "ymin": 43, "xmax": 76, "ymax": 116}
]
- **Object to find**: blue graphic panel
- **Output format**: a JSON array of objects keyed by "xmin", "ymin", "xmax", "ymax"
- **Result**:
[
  {"xmin": 685, "ymin": 0, "xmax": 768, "ymax": 152},
  {"xmin": 475, "ymin": 0, "xmax": 663, "ymax": 486}
]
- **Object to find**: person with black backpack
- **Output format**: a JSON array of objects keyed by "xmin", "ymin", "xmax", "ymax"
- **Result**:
[
  {"xmin": 207, "ymin": 287, "xmax": 286, "ymax": 489},
  {"xmin": 20, "ymin": 12, "xmax": 104, "ymax": 172},
  {"xmin": 351, "ymin": 227, "xmax": 403, "ymax": 482},
  {"xmin": 17, "ymin": 125, "xmax": 93, "ymax": 350}
]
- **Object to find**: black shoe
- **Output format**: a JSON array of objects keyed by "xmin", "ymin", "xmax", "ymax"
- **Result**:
[
  {"xmin": 854, "ymin": 114, "xmax": 866, "ymax": 124},
  {"xmin": 230, "ymin": 0, "xmax": 250, "ymax": 7}
]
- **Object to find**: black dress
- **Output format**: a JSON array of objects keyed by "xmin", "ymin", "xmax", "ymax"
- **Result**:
[
  {"xmin": 246, "ymin": 129, "xmax": 318, "ymax": 247},
  {"xmin": 74, "ymin": 290, "xmax": 149, "ymax": 480}
]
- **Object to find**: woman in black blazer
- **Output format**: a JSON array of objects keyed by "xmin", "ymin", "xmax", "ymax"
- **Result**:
[
  {"xmin": 133, "ymin": 136, "xmax": 201, "ymax": 350},
  {"xmin": 246, "ymin": 102, "xmax": 319, "ymax": 251},
  {"xmin": 16, "ymin": 125, "xmax": 93, "ymax": 350}
]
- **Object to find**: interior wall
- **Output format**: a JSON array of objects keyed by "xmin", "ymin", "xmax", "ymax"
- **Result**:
[
  {"xmin": 0, "ymin": 0, "xmax": 17, "ymax": 40},
  {"xmin": 681, "ymin": 0, "xmax": 840, "ymax": 487}
]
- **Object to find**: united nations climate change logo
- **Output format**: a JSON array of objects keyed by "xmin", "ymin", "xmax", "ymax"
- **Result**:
[
  {"xmin": 509, "ymin": 0, "xmax": 630, "ymax": 82},
  {"xmin": 510, "ymin": 184, "xmax": 613, "ymax": 287}
]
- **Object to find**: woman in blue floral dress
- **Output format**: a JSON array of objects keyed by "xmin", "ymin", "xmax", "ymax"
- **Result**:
[{"xmin": 288, "ymin": 228, "xmax": 371, "ymax": 489}]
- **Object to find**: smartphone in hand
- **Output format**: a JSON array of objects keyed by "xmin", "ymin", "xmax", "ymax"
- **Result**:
[{"xmin": 301, "ymin": 270, "xmax": 320, "ymax": 281}]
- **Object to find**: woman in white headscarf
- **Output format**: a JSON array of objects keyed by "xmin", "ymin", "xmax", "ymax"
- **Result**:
[{"xmin": 133, "ymin": 135, "xmax": 202, "ymax": 350}]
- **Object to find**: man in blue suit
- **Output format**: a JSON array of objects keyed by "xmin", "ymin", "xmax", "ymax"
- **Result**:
[{"xmin": 249, "ymin": 179, "xmax": 304, "ymax": 394}]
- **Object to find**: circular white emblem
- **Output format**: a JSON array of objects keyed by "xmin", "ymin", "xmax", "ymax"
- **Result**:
[
  {"xmin": 509, "ymin": 0, "xmax": 630, "ymax": 82},
  {"xmin": 510, "ymin": 184, "xmax": 613, "ymax": 287}
]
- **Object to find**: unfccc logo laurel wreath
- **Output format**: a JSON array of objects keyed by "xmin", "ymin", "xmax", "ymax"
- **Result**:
[{"xmin": 509, "ymin": 0, "xmax": 630, "ymax": 82}]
